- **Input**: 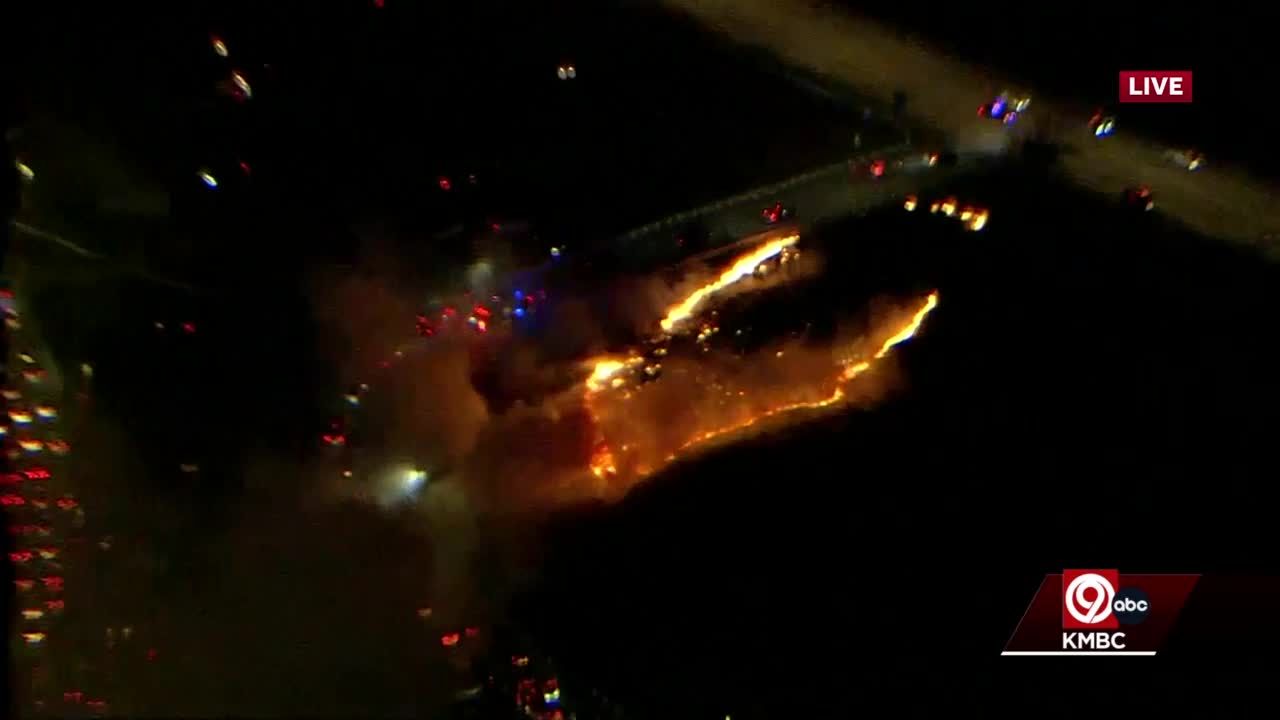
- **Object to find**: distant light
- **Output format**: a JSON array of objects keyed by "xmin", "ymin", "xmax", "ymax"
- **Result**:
[
  {"xmin": 211, "ymin": 36, "xmax": 228, "ymax": 57},
  {"xmin": 514, "ymin": 290, "xmax": 524, "ymax": 300},
  {"xmin": 198, "ymin": 170, "xmax": 218, "ymax": 188},
  {"xmin": 231, "ymin": 71, "xmax": 252, "ymax": 98},
  {"xmin": 550, "ymin": 246, "xmax": 561, "ymax": 258},
  {"xmin": 344, "ymin": 393, "xmax": 360, "ymax": 407},
  {"xmin": 566, "ymin": 65, "xmax": 577, "ymax": 79},
  {"xmin": 514, "ymin": 307, "xmax": 525, "ymax": 318},
  {"xmin": 374, "ymin": 0, "xmax": 385, "ymax": 7},
  {"xmin": 438, "ymin": 176, "xmax": 452, "ymax": 191},
  {"xmin": 403, "ymin": 468, "xmax": 428, "ymax": 492},
  {"xmin": 15, "ymin": 161, "xmax": 34, "ymax": 181},
  {"xmin": 557, "ymin": 66, "xmax": 568, "ymax": 80}
]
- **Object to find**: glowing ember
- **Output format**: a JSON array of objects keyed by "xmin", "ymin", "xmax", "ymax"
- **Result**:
[
  {"xmin": 586, "ymin": 359, "xmax": 628, "ymax": 392},
  {"xmin": 589, "ymin": 443, "xmax": 617, "ymax": 478},
  {"xmin": 659, "ymin": 234, "xmax": 799, "ymax": 332}
]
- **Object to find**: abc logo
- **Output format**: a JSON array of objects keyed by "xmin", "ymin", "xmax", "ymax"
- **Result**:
[{"xmin": 1113, "ymin": 588, "xmax": 1150, "ymax": 625}]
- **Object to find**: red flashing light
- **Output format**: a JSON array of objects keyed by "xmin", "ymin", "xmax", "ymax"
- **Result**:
[
  {"xmin": 464, "ymin": 626, "xmax": 480, "ymax": 638},
  {"xmin": 25, "ymin": 467, "xmax": 52, "ymax": 480},
  {"xmin": 239, "ymin": 161, "xmax": 252, "ymax": 175},
  {"xmin": 182, "ymin": 322, "xmax": 197, "ymax": 334},
  {"xmin": 46, "ymin": 599, "xmax": 65, "ymax": 610},
  {"xmin": 322, "ymin": 433, "xmax": 346, "ymax": 447},
  {"xmin": 438, "ymin": 177, "xmax": 452, "ymax": 191},
  {"xmin": 9, "ymin": 551, "xmax": 32, "ymax": 562},
  {"xmin": 42, "ymin": 576, "xmax": 64, "ymax": 590},
  {"xmin": 2, "ymin": 495, "xmax": 25, "ymax": 506},
  {"xmin": 441, "ymin": 633, "xmax": 461, "ymax": 647},
  {"xmin": 473, "ymin": 306, "xmax": 490, "ymax": 319}
]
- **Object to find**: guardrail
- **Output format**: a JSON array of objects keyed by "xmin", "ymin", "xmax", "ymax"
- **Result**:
[{"xmin": 614, "ymin": 142, "xmax": 913, "ymax": 244}]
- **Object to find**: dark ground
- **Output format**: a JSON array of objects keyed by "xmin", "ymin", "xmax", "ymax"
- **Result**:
[{"xmin": 520, "ymin": 161, "xmax": 1280, "ymax": 716}]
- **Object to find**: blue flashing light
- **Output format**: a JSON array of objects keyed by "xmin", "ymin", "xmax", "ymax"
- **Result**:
[
  {"xmin": 990, "ymin": 99, "xmax": 1005, "ymax": 118},
  {"xmin": 514, "ymin": 290, "xmax": 524, "ymax": 301},
  {"xmin": 514, "ymin": 307, "xmax": 526, "ymax": 318}
]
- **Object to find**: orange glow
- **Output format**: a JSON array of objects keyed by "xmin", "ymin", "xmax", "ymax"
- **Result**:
[
  {"xmin": 659, "ymin": 234, "xmax": 799, "ymax": 332},
  {"xmin": 589, "ymin": 443, "xmax": 617, "ymax": 478},
  {"xmin": 584, "ymin": 291, "xmax": 940, "ymax": 483},
  {"xmin": 871, "ymin": 291, "xmax": 940, "ymax": 360},
  {"xmin": 586, "ymin": 359, "xmax": 627, "ymax": 392}
]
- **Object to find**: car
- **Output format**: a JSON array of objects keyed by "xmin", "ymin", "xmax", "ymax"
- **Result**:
[
  {"xmin": 1165, "ymin": 149, "xmax": 1204, "ymax": 171},
  {"xmin": 977, "ymin": 94, "xmax": 1020, "ymax": 125},
  {"xmin": 1088, "ymin": 110, "xmax": 1116, "ymax": 137},
  {"xmin": 761, "ymin": 202, "xmax": 792, "ymax": 224},
  {"xmin": 1123, "ymin": 186, "xmax": 1155, "ymax": 212}
]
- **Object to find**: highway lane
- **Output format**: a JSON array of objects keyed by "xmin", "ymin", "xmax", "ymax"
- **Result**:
[
  {"xmin": 665, "ymin": 0, "xmax": 1280, "ymax": 254},
  {"xmin": 610, "ymin": 143, "xmax": 998, "ymax": 273}
]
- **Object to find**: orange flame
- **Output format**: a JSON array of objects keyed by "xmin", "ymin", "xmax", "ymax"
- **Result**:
[
  {"xmin": 586, "ymin": 291, "xmax": 941, "ymax": 483},
  {"xmin": 659, "ymin": 234, "xmax": 799, "ymax": 332}
]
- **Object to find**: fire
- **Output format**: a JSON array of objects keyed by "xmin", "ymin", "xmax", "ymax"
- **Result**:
[
  {"xmin": 585, "ymin": 291, "xmax": 941, "ymax": 483},
  {"xmin": 586, "ymin": 359, "xmax": 627, "ymax": 392},
  {"xmin": 872, "ymin": 291, "xmax": 939, "ymax": 360},
  {"xmin": 659, "ymin": 234, "xmax": 799, "ymax": 332},
  {"xmin": 589, "ymin": 443, "xmax": 617, "ymax": 478}
]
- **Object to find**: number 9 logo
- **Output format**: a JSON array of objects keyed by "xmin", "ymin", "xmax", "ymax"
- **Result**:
[{"xmin": 1065, "ymin": 572, "xmax": 1116, "ymax": 625}]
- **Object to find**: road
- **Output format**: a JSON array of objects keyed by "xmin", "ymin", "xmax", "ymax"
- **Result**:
[
  {"xmin": 664, "ymin": 0, "xmax": 1280, "ymax": 254},
  {"xmin": 609, "ymin": 143, "xmax": 999, "ymax": 273}
]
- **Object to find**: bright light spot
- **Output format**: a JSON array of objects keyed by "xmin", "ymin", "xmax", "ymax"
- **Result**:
[
  {"xmin": 198, "ymin": 170, "xmax": 218, "ymax": 188},
  {"xmin": 15, "ymin": 161, "xmax": 34, "ymax": 181},
  {"xmin": 586, "ymin": 359, "xmax": 628, "ymax": 392},
  {"xmin": 231, "ymin": 71, "xmax": 252, "ymax": 98},
  {"xmin": 211, "ymin": 36, "xmax": 228, "ymax": 57},
  {"xmin": 557, "ymin": 66, "xmax": 568, "ymax": 80},
  {"xmin": 403, "ymin": 468, "xmax": 428, "ymax": 492},
  {"xmin": 566, "ymin": 65, "xmax": 577, "ymax": 79},
  {"xmin": 550, "ymin": 246, "xmax": 562, "ymax": 258},
  {"xmin": 660, "ymin": 234, "xmax": 798, "ymax": 332},
  {"xmin": 967, "ymin": 209, "xmax": 989, "ymax": 232},
  {"xmin": 903, "ymin": 195, "xmax": 918, "ymax": 211},
  {"xmin": 22, "ymin": 632, "xmax": 46, "ymax": 645}
]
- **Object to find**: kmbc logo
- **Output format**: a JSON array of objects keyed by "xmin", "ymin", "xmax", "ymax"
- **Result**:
[
  {"xmin": 1119, "ymin": 71, "xmax": 1193, "ymax": 103},
  {"xmin": 1062, "ymin": 569, "xmax": 1151, "ymax": 629},
  {"xmin": 1003, "ymin": 570, "xmax": 1199, "ymax": 656}
]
